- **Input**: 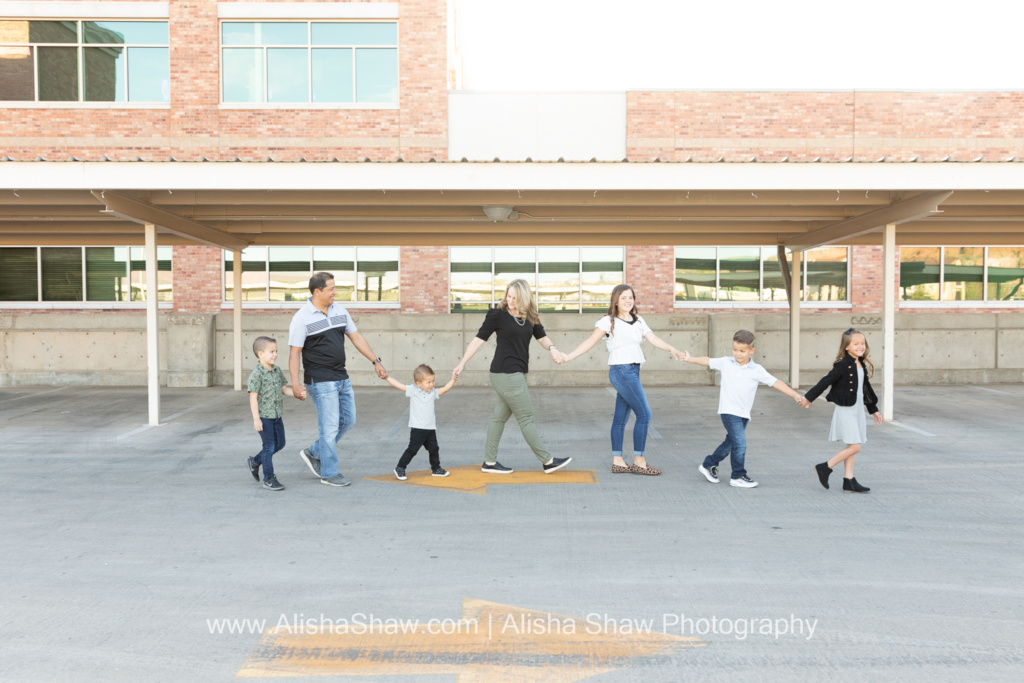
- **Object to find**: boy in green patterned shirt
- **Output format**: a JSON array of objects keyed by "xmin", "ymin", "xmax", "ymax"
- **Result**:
[{"xmin": 247, "ymin": 336, "xmax": 297, "ymax": 491}]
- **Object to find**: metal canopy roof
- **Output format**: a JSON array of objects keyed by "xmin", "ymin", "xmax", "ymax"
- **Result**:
[{"xmin": 2, "ymin": 162, "xmax": 1024, "ymax": 250}]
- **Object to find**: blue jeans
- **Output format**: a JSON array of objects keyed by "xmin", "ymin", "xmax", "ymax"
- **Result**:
[
  {"xmin": 255, "ymin": 417, "xmax": 285, "ymax": 480},
  {"xmin": 608, "ymin": 364, "xmax": 652, "ymax": 457},
  {"xmin": 704, "ymin": 414, "xmax": 749, "ymax": 479},
  {"xmin": 306, "ymin": 379, "xmax": 356, "ymax": 478}
]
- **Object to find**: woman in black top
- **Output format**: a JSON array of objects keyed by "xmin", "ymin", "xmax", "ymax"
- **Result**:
[{"xmin": 453, "ymin": 279, "xmax": 572, "ymax": 474}]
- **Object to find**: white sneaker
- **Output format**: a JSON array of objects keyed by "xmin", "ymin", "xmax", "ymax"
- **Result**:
[
  {"xmin": 698, "ymin": 464, "xmax": 719, "ymax": 483},
  {"xmin": 730, "ymin": 475, "xmax": 758, "ymax": 488}
]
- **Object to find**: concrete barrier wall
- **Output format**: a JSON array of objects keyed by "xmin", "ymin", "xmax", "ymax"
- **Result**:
[{"xmin": 2, "ymin": 312, "xmax": 1023, "ymax": 387}]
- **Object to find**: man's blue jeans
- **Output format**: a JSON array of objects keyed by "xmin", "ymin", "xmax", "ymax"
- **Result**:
[
  {"xmin": 306, "ymin": 379, "xmax": 356, "ymax": 478},
  {"xmin": 608, "ymin": 363, "xmax": 652, "ymax": 457},
  {"xmin": 703, "ymin": 413, "xmax": 749, "ymax": 479}
]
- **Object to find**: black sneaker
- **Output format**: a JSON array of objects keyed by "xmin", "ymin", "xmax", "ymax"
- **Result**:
[
  {"xmin": 481, "ymin": 461, "xmax": 513, "ymax": 474},
  {"xmin": 299, "ymin": 448, "xmax": 321, "ymax": 477},
  {"xmin": 263, "ymin": 476, "xmax": 284, "ymax": 491},
  {"xmin": 247, "ymin": 457, "xmax": 260, "ymax": 482},
  {"xmin": 431, "ymin": 468, "xmax": 450, "ymax": 477},
  {"xmin": 394, "ymin": 467, "xmax": 407, "ymax": 481},
  {"xmin": 542, "ymin": 457, "xmax": 572, "ymax": 474}
]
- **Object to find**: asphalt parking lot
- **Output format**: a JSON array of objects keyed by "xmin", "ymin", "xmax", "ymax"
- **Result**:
[{"xmin": 2, "ymin": 383, "xmax": 1023, "ymax": 682}]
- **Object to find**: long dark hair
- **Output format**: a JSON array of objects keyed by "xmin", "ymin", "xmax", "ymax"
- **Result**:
[
  {"xmin": 836, "ymin": 328, "xmax": 874, "ymax": 377},
  {"xmin": 606, "ymin": 284, "xmax": 638, "ymax": 338}
]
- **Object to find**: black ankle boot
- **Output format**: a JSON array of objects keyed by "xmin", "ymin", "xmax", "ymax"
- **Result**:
[
  {"xmin": 843, "ymin": 477, "xmax": 870, "ymax": 493},
  {"xmin": 815, "ymin": 462, "xmax": 833, "ymax": 489}
]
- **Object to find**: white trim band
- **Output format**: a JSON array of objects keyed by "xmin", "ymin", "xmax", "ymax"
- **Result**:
[
  {"xmin": 217, "ymin": 3, "xmax": 399, "ymax": 20},
  {"xmin": 0, "ymin": 2, "xmax": 169, "ymax": 18}
]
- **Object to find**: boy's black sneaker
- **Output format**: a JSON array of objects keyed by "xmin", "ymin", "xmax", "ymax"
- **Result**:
[
  {"xmin": 299, "ymin": 448, "xmax": 321, "ymax": 477},
  {"xmin": 431, "ymin": 468, "xmax": 450, "ymax": 477},
  {"xmin": 247, "ymin": 457, "xmax": 260, "ymax": 482},
  {"xmin": 263, "ymin": 476, "xmax": 284, "ymax": 491},
  {"xmin": 542, "ymin": 457, "xmax": 572, "ymax": 474},
  {"xmin": 394, "ymin": 467, "xmax": 407, "ymax": 481},
  {"xmin": 481, "ymin": 461, "xmax": 513, "ymax": 474}
]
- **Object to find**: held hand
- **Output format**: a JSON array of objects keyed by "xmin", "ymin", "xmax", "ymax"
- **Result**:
[
  {"xmin": 681, "ymin": 350, "xmax": 691, "ymax": 362},
  {"xmin": 254, "ymin": 418, "xmax": 263, "ymax": 432},
  {"xmin": 374, "ymin": 362, "xmax": 388, "ymax": 380},
  {"xmin": 795, "ymin": 395, "xmax": 810, "ymax": 408},
  {"xmin": 555, "ymin": 351, "xmax": 569, "ymax": 364},
  {"xmin": 548, "ymin": 347, "xmax": 563, "ymax": 363},
  {"xmin": 294, "ymin": 384, "xmax": 307, "ymax": 401},
  {"xmin": 873, "ymin": 412, "xmax": 884, "ymax": 424},
  {"xmin": 453, "ymin": 363, "xmax": 465, "ymax": 380},
  {"xmin": 670, "ymin": 348, "xmax": 685, "ymax": 361}
]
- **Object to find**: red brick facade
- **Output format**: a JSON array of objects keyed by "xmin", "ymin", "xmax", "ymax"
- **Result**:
[
  {"xmin": 173, "ymin": 245, "xmax": 223, "ymax": 313},
  {"xmin": 627, "ymin": 91, "xmax": 1024, "ymax": 162},
  {"xmin": 0, "ymin": 0, "xmax": 448, "ymax": 162},
  {"xmin": 625, "ymin": 246, "xmax": 675, "ymax": 313},
  {"xmin": 400, "ymin": 245, "xmax": 449, "ymax": 313}
]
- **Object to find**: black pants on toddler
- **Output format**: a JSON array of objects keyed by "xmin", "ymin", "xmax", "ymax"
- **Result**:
[{"xmin": 397, "ymin": 428, "xmax": 440, "ymax": 470}]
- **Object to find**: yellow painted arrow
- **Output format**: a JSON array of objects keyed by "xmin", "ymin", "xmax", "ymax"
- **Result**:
[
  {"xmin": 363, "ymin": 464, "xmax": 599, "ymax": 495},
  {"xmin": 237, "ymin": 598, "xmax": 704, "ymax": 680}
]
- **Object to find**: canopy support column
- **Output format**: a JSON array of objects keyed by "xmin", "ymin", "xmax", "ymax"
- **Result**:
[
  {"xmin": 233, "ymin": 250, "xmax": 243, "ymax": 391},
  {"xmin": 789, "ymin": 250, "xmax": 802, "ymax": 387},
  {"xmin": 882, "ymin": 223, "xmax": 896, "ymax": 421},
  {"xmin": 145, "ymin": 222, "xmax": 160, "ymax": 426}
]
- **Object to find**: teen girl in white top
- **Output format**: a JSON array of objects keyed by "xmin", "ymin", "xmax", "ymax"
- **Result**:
[{"xmin": 562, "ymin": 284, "xmax": 684, "ymax": 475}]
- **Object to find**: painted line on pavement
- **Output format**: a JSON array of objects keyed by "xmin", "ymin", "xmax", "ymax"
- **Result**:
[
  {"xmin": 0, "ymin": 386, "xmax": 66, "ymax": 405},
  {"xmin": 888, "ymin": 420, "xmax": 936, "ymax": 437},
  {"xmin": 112, "ymin": 390, "xmax": 234, "ymax": 441}
]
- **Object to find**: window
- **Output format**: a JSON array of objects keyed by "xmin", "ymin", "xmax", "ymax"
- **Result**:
[
  {"xmin": 0, "ymin": 246, "xmax": 172, "ymax": 302},
  {"xmin": 224, "ymin": 246, "xmax": 399, "ymax": 303},
  {"xmin": 450, "ymin": 247, "xmax": 625, "ymax": 313},
  {"xmin": 674, "ymin": 247, "xmax": 849, "ymax": 303},
  {"xmin": 221, "ymin": 22, "xmax": 397, "ymax": 104},
  {"xmin": 900, "ymin": 246, "xmax": 1024, "ymax": 302},
  {"xmin": 0, "ymin": 20, "xmax": 169, "ymax": 102}
]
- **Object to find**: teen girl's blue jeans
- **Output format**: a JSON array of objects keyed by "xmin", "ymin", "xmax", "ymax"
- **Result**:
[
  {"xmin": 703, "ymin": 414, "xmax": 749, "ymax": 479},
  {"xmin": 306, "ymin": 379, "xmax": 356, "ymax": 478},
  {"xmin": 255, "ymin": 417, "xmax": 285, "ymax": 480},
  {"xmin": 608, "ymin": 363, "xmax": 652, "ymax": 457}
]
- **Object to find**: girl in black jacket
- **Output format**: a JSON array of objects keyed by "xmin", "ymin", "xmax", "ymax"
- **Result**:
[{"xmin": 804, "ymin": 328, "xmax": 882, "ymax": 493}]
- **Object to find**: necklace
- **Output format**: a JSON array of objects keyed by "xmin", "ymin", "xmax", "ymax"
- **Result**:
[{"xmin": 509, "ymin": 310, "xmax": 526, "ymax": 326}]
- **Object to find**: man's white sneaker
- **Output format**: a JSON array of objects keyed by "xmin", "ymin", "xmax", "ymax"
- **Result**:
[
  {"xmin": 698, "ymin": 464, "xmax": 719, "ymax": 483},
  {"xmin": 730, "ymin": 475, "xmax": 758, "ymax": 488}
]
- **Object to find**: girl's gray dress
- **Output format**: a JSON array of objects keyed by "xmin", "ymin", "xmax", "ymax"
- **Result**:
[{"xmin": 828, "ymin": 365, "xmax": 867, "ymax": 444}]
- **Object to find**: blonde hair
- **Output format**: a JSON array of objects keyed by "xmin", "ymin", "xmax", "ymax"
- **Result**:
[
  {"xmin": 498, "ymin": 279, "xmax": 540, "ymax": 325},
  {"xmin": 836, "ymin": 328, "xmax": 874, "ymax": 377},
  {"xmin": 606, "ymin": 284, "xmax": 638, "ymax": 338}
]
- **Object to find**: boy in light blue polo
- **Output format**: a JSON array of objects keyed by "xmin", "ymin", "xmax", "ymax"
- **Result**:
[
  {"xmin": 382, "ymin": 363, "xmax": 457, "ymax": 480},
  {"xmin": 681, "ymin": 329, "xmax": 808, "ymax": 488}
]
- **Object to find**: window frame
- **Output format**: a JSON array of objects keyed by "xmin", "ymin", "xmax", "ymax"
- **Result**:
[
  {"xmin": 0, "ymin": 245, "xmax": 173, "ymax": 308},
  {"xmin": 218, "ymin": 20, "xmax": 399, "ymax": 109},
  {"xmin": 673, "ymin": 246, "xmax": 852, "ymax": 308},
  {"xmin": 448, "ymin": 246, "xmax": 626, "ymax": 314},
  {"xmin": 0, "ymin": 18, "xmax": 171, "ymax": 106},
  {"xmin": 221, "ymin": 246, "xmax": 401, "ymax": 309},
  {"xmin": 899, "ymin": 244, "xmax": 1024, "ymax": 307}
]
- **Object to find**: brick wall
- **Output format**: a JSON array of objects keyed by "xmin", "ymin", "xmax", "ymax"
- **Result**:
[
  {"xmin": 0, "ymin": 0, "xmax": 448, "ymax": 161},
  {"xmin": 625, "ymin": 245, "xmax": 675, "ymax": 313},
  {"xmin": 172, "ymin": 245, "xmax": 222, "ymax": 313},
  {"xmin": 627, "ymin": 91, "xmax": 1024, "ymax": 161},
  {"xmin": 399, "ymin": 245, "xmax": 449, "ymax": 313}
]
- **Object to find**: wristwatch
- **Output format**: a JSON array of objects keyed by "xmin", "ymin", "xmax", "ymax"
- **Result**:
[{"xmin": 372, "ymin": 357, "xmax": 382, "ymax": 365}]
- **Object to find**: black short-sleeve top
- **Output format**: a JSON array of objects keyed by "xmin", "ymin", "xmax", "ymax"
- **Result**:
[{"xmin": 475, "ymin": 307, "xmax": 547, "ymax": 374}]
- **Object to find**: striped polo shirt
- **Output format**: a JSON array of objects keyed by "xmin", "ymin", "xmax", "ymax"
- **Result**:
[{"xmin": 288, "ymin": 300, "xmax": 358, "ymax": 384}]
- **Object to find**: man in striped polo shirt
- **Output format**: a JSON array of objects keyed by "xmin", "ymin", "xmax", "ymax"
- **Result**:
[{"xmin": 289, "ymin": 272, "xmax": 388, "ymax": 486}]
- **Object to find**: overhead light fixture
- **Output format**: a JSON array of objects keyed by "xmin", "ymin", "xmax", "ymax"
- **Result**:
[{"xmin": 482, "ymin": 205, "xmax": 518, "ymax": 222}]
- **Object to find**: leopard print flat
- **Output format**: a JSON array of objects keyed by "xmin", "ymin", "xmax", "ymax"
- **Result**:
[
  {"xmin": 629, "ymin": 463, "xmax": 662, "ymax": 476},
  {"xmin": 612, "ymin": 464, "xmax": 632, "ymax": 473}
]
